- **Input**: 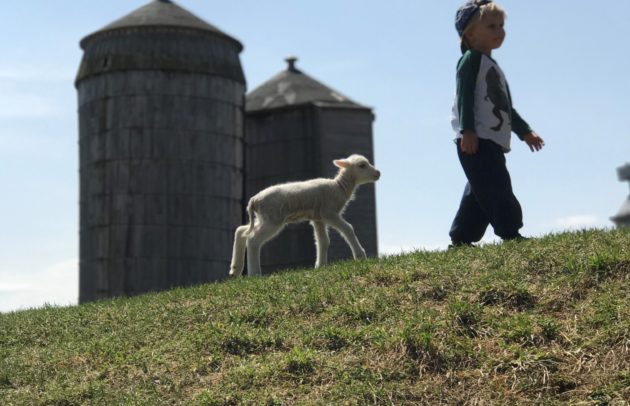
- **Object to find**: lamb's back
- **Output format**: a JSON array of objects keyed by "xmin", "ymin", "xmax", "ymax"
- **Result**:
[{"xmin": 252, "ymin": 178, "xmax": 345, "ymax": 222}]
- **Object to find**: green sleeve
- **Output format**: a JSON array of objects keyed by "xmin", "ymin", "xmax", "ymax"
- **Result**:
[
  {"xmin": 456, "ymin": 50, "xmax": 482, "ymax": 133},
  {"xmin": 506, "ymin": 83, "xmax": 533, "ymax": 139}
]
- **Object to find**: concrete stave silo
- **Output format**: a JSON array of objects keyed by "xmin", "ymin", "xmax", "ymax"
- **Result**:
[
  {"xmin": 76, "ymin": 0, "xmax": 245, "ymax": 302},
  {"xmin": 245, "ymin": 57, "xmax": 378, "ymax": 274}
]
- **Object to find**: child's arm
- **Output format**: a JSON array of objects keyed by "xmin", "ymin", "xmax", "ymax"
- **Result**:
[
  {"xmin": 512, "ymin": 109, "xmax": 545, "ymax": 152},
  {"xmin": 456, "ymin": 51, "xmax": 482, "ymax": 154},
  {"xmin": 509, "ymin": 91, "xmax": 545, "ymax": 153},
  {"xmin": 511, "ymin": 108, "xmax": 533, "ymax": 139}
]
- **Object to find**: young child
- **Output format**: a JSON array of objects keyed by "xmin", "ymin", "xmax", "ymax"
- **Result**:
[{"xmin": 449, "ymin": 0, "xmax": 545, "ymax": 246}]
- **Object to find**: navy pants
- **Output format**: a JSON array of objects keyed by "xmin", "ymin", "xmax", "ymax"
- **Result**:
[{"xmin": 449, "ymin": 138, "xmax": 523, "ymax": 244}]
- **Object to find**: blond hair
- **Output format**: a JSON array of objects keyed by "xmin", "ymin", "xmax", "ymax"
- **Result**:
[{"xmin": 461, "ymin": 2, "xmax": 506, "ymax": 50}]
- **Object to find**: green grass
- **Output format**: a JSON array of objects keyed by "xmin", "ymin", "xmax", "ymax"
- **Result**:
[{"xmin": 1, "ymin": 229, "xmax": 629, "ymax": 405}]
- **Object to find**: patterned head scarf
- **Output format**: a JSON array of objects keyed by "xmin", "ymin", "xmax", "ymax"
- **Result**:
[{"xmin": 455, "ymin": 0, "xmax": 493, "ymax": 37}]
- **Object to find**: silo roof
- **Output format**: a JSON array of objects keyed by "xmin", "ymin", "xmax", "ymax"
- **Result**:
[
  {"xmin": 80, "ymin": 0, "xmax": 242, "ymax": 50},
  {"xmin": 246, "ymin": 57, "xmax": 370, "ymax": 112}
]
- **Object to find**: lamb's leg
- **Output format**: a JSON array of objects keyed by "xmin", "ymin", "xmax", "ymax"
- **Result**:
[
  {"xmin": 311, "ymin": 221, "xmax": 330, "ymax": 268},
  {"xmin": 246, "ymin": 220, "xmax": 283, "ymax": 276},
  {"xmin": 326, "ymin": 214, "xmax": 367, "ymax": 260},
  {"xmin": 229, "ymin": 225, "xmax": 249, "ymax": 277}
]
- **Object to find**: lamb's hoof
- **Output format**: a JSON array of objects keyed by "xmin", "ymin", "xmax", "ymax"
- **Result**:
[{"xmin": 229, "ymin": 268, "xmax": 240, "ymax": 277}]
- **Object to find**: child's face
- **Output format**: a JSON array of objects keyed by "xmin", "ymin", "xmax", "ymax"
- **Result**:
[{"xmin": 465, "ymin": 14, "xmax": 505, "ymax": 54}]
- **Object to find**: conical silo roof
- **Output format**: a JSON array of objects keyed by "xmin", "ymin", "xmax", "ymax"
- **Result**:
[
  {"xmin": 76, "ymin": 0, "xmax": 244, "ymax": 84},
  {"xmin": 246, "ymin": 57, "xmax": 369, "ymax": 112},
  {"xmin": 80, "ymin": 0, "xmax": 242, "ymax": 50}
]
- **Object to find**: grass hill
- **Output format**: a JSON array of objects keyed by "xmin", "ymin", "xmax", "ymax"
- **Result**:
[{"xmin": 1, "ymin": 229, "xmax": 629, "ymax": 405}]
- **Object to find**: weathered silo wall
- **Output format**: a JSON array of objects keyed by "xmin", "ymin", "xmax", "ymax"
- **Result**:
[
  {"xmin": 76, "ymin": 0, "xmax": 245, "ymax": 302},
  {"xmin": 245, "ymin": 58, "xmax": 378, "ymax": 274}
]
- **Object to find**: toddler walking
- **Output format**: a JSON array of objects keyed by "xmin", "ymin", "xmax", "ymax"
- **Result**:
[{"xmin": 449, "ymin": 0, "xmax": 545, "ymax": 246}]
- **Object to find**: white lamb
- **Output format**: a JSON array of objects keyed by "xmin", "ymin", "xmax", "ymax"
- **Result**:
[{"xmin": 229, "ymin": 154, "xmax": 381, "ymax": 276}]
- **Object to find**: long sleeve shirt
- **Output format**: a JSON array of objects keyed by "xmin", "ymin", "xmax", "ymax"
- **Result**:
[{"xmin": 451, "ymin": 49, "xmax": 532, "ymax": 152}]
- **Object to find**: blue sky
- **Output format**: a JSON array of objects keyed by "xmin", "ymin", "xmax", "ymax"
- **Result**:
[{"xmin": 1, "ymin": 0, "xmax": 628, "ymax": 312}]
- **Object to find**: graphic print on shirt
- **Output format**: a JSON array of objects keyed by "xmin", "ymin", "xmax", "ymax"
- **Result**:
[{"xmin": 484, "ymin": 66, "xmax": 511, "ymax": 131}]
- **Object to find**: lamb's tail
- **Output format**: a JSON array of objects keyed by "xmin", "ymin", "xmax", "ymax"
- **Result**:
[{"xmin": 245, "ymin": 200, "xmax": 257, "ymax": 236}]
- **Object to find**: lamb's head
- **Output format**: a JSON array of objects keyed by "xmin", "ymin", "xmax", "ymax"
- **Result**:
[{"xmin": 333, "ymin": 154, "xmax": 381, "ymax": 185}]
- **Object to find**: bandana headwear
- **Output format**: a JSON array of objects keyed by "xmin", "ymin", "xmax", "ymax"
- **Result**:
[{"xmin": 455, "ymin": 0, "xmax": 493, "ymax": 37}]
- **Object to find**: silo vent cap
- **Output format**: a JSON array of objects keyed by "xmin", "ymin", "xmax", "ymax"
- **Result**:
[{"xmin": 285, "ymin": 56, "xmax": 299, "ymax": 72}]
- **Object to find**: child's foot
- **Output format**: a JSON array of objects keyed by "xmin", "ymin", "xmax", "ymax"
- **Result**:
[
  {"xmin": 448, "ymin": 241, "xmax": 476, "ymax": 249},
  {"xmin": 503, "ymin": 234, "xmax": 529, "ymax": 242}
]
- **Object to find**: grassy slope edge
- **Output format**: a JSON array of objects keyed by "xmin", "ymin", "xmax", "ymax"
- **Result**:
[{"xmin": 1, "ymin": 229, "xmax": 629, "ymax": 405}]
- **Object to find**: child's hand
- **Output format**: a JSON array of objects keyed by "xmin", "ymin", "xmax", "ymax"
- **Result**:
[
  {"xmin": 523, "ymin": 132, "xmax": 545, "ymax": 152},
  {"xmin": 460, "ymin": 130, "xmax": 479, "ymax": 154}
]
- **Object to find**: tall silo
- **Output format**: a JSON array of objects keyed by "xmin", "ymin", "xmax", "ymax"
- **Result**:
[
  {"xmin": 245, "ymin": 57, "xmax": 378, "ymax": 274},
  {"xmin": 76, "ymin": 0, "xmax": 245, "ymax": 303}
]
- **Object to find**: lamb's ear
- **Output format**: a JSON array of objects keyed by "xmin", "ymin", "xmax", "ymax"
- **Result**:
[{"xmin": 333, "ymin": 159, "xmax": 350, "ymax": 169}]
